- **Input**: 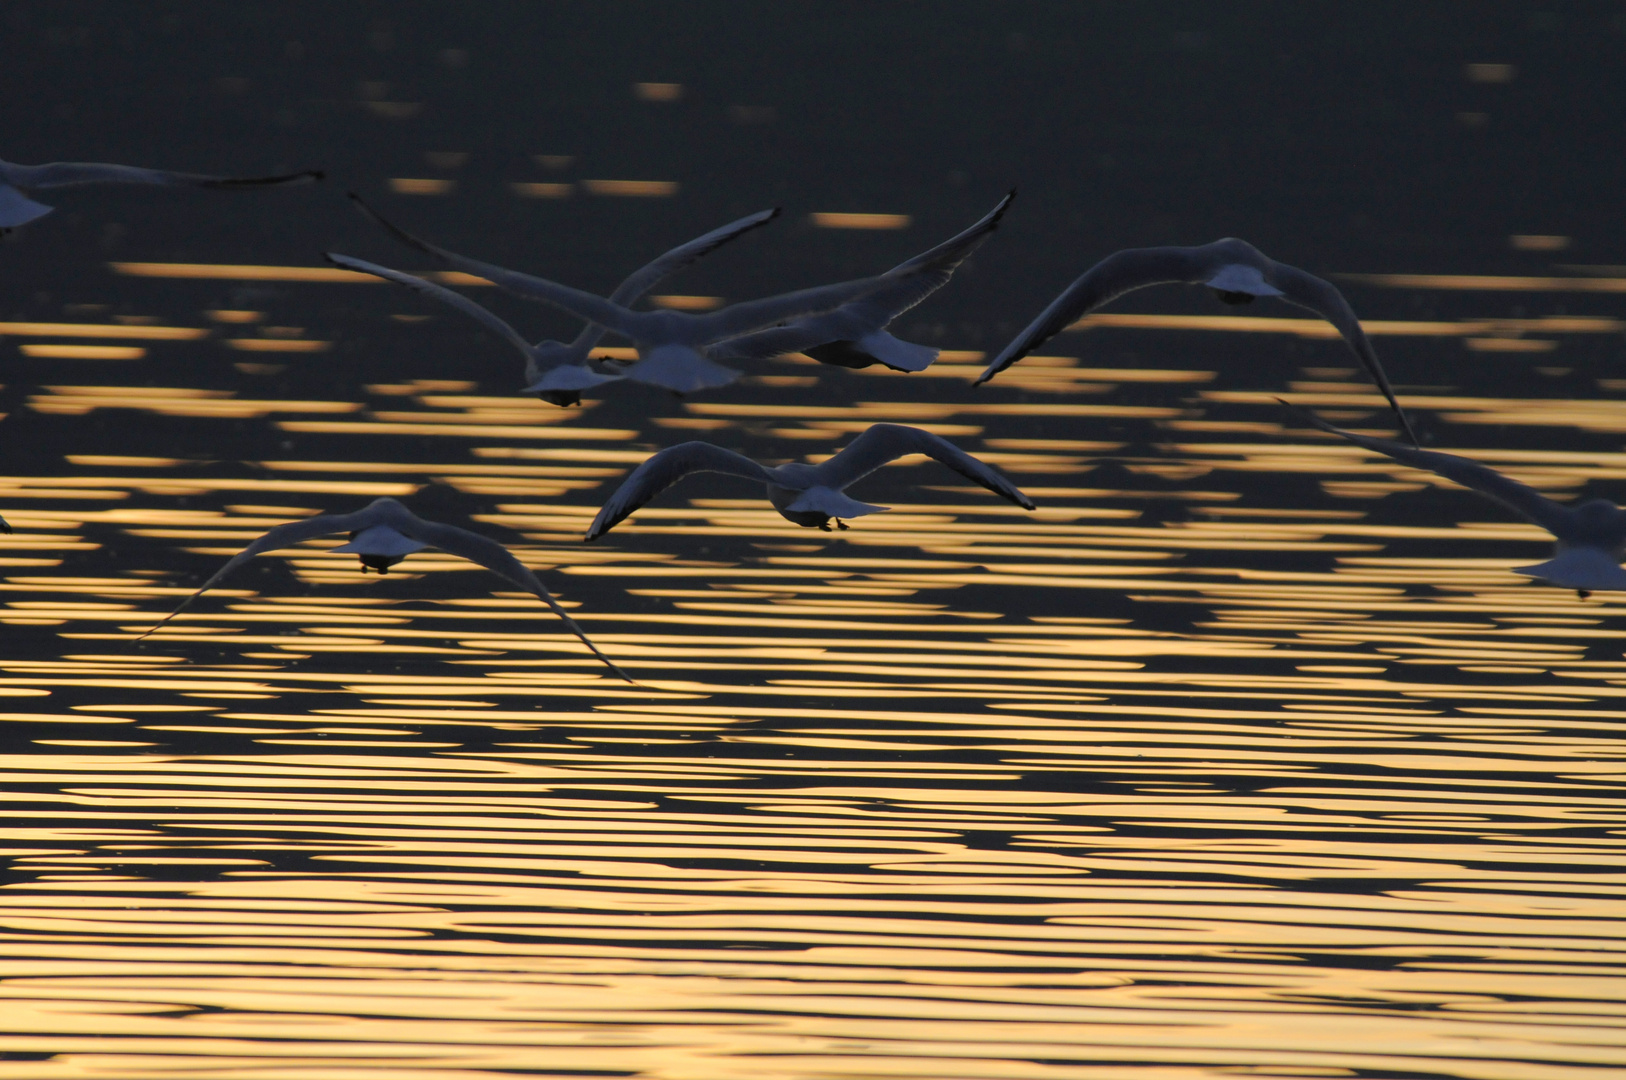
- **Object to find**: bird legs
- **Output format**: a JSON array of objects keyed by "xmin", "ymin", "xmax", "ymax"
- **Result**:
[{"xmin": 817, "ymin": 519, "xmax": 851, "ymax": 532}]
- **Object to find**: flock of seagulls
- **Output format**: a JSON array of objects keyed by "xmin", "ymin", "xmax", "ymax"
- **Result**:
[{"xmin": 3, "ymin": 152, "xmax": 1619, "ymax": 681}]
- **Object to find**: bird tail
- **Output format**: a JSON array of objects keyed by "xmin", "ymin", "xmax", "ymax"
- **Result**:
[
  {"xmin": 1514, "ymin": 549, "xmax": 1626, "ymax": 592},
  {"xmin": 785, "ymin": 489, "xmax": 889, "ymax": 519},
  {"xmin": 854, "ymin": 331, "xmax": 939, "ymax": 372},
  {"xmin": 0, "ymin": 185, "xmax": 54, "ymax": 228}
]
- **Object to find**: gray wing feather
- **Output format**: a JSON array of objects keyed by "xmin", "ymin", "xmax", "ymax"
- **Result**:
[
  {"xmin": 588, "ymin": 444, "xmax": 773, "ymax": 540},
  {"xmin": 1285, "ymin": 403, "xmax": 1572, "ymax": 536},
  {"xmin": 707, "ymin": 311, "xmax": 867, "ymax": 362},
  {"xmin": 817, "ymin": 424, "xmax": 1036, "ymax": 509},
  {"xmin": 10, "ymin": 161, "xmax": 320, "ymax": 189},
  {"xmin": 1269, "ymin": 262, "xmax": 1419, "ymax": 446},
  {"xmin": 606, "ymin": 208, "xmax": 780, "ymax": 305},
  {"xmin": 884, "ymin": 189, "xmax": 1013, "ymax": 277},
  {"xmin": 136, "ymin": 509, "xmax": 373, "ymax": 640},
  {"xmin": 975, "ymin": 246, "xmax": 1206, "ymax": 384},
  {"xmin": 346, "ymin": 192, "xmax": 643, "ymax": 335},
  {"xmin": 709, "ymin": 193, "xmax": 1012, "ymax": 362},
  {"xmin": 326, "ymin": 253, "xmax": 538, "ymax": 361},
  {"xmin": 562, "ymin": 207, "xmax": 779, "ymax": 354},
  {"xmin": 401, "ymin": 519, "xmax": 632, "ymax": 682},
  {"xmin": 694, "ymin": 277, "xmax": 891, "ymax": 343}
]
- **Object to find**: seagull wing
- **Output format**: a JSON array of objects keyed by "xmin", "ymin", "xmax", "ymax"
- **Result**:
[
  {"xmin": 1269, "ymin": 261, "xmax": 1419, "ymax": 446},
  {"xmin": 606, "ymin": 208, "xmax": 780, "ymax": 306},
  {"xmin": 326, "ymin": 253, "xmax": 538, "ymax": 362},
  {"xmin": 706, "ymin": 311, "xmax": 869, "ymax": 362},
  {"xmin": 347, "ymin": 192, "xmax": 644, "ymax": 337},
  {"xmin": 400, "ymin": 518, "xmax": 633, "ymax": 683},
  {"xmin": 1285, "ymin": 402, "xmax": 1573, "ymax": 536},
  {"xmin": 588, "ymin": 443, "xmax": 773, "ymax": 540},
  {"xmin": 136, "ymin": 509, "xmax": 372, "ymax": 640},
  {"xmin": 816, "ymin": 423, "xmax": 1036, "ymax": 509},
  {"xmin": 883, "ymin": 189, "xmax": 1013, "ymax": 279},
  {"xmin": 974, "ymin": 246, "xmax": 1205, "ymax": 385},
  {"xmin": 693, "ymin": 276, "xmax": 892, "ymax": 343},
  {"xmin": 560, "ymin": 207, "xmax": 780, "ymax": 355},
  {"xmin": 10, "ymin": 160, "xmax": 321, "ymax": 189},
  {"xmin": 710, "ymin": 193, "xmax": 1012, "ymax": 363}
]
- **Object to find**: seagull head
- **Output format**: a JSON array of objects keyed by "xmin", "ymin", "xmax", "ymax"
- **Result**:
[{"xmin": 330, "ymin": 525, "xmax": 430, "ymax": 574}]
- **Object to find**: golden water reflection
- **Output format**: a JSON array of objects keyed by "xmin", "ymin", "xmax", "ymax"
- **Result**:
[{"xmin": 1, "ymin": 289, "xmax": 1625, "ymax": 1077}]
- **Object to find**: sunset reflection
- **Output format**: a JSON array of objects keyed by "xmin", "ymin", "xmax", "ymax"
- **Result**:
[{"xmin": 2, "ymin": 11, "xmax": 1625, "ymax": 1079}]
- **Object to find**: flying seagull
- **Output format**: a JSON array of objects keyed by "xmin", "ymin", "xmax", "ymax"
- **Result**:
[
  {"xmin": 1285, "ymin": 402, "xmax": 1626, "ymax": 597},
  {"xmin": 709, "ymin": 191, "xmax": 1014, "ymax": 373},
  {"xmin": 352, "ymin": 198, "xmax": 898, "ymax": 394},
  {"xmin": 587, "ymin": 423, "xmax": 1035, "ymax": 538},
  {"xmin": 976, "ymin": 237, "xmax": 1418, "ymax": 446},
  {"xmin": 339, "ymin": 196, "xmax": 779, "ymax": 405},
  {"xmin": 137, "ymin": 497, "xmax": 631, "ymax": 681},
  {"xmin": 0, "ymin": 157, "xmax": 322, "ymax": 229}
]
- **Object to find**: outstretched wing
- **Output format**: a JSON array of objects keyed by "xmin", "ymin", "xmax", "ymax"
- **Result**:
[
  {"xmin": 347, "ymin": 192, "xmax": 644, "ymax": 336},
  {"xmin": 974, "ymin": 246, "xmax": 1205, "ymax": 385},
  {"xmin": 706, "ymin": 309, "xmax": 869, "ymax": 362},
  {"xmin": 9, "ymin": 160, "xmax": 321, "ymax": 190},
  {"xmin": 401, "ymin": 518, "xmax": 633, "ymax": 683},
  {"xmin": 326, "ymin": 253, "xmax": 537, "ymax": 363},
  {"xmin": 1283, "ymin": 401, "xmax": 1573, "ymax": 537},
  {"xmin": 136, "ymin": 509, "xmax": 372, "ymax": 640},
  {"xmin": 817, "ymin": 424, "xmax": 1035, "ymax": 509},
  {"xmin": 694, "ymin": 276, "xmax": 893, "ymax": 343},
  {"xmin": 607, "ymin": 208, "xmax": 780, "ymax": 306},
  {"xmin": 587, "ymin": 443, "xmax": 773, "ymax": 540},
  {"xmin": 882, "ymin": 188, "xmax": 1013, "ymax": 283},
  {"xmin": 559, "ymin": 207, "xmax": 779, "ymax": 354},
  {"xmin": 1269, "ymin": 261, "xmax": 1419, "ymax": 447},
  {"xmin": 709, "ymin": 194, "xmax": 1012, "ymax": 364}
]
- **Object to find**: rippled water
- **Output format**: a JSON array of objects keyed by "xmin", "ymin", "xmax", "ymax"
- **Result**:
[{"xmin": 5, "ymin": 6, "xmax": 1626, "ymax": 1078}]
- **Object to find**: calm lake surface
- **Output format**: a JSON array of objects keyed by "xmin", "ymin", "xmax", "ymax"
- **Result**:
[{"xmin": 2, "ymin": 5, "xmax": 1625, "ymax": 1077}]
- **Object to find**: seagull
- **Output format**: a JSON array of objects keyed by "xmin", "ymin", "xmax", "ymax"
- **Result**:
[
  {"xmin": 975, "ymin": 237, "xmax": 1419, "ymax": 446},
  {"xmin": 337, "ymin": 196, "xmax": 779, "ymax": 405},
  {"xmin": 708, "ymin": 191, "xmax": 1014, "ymax": 373},
  {"xmin": 1285, "ymin": 402, "xmax": 1626, "ymax": 598},
  {"xmin": 137, "ymin": 497, "xmax": 631, "ymax": 681},
  {"xmin": 351, "ymin": 198, "xmax": 900, "ymax": 394},
  {"xmin": 587, "ymin": 423, "xmax": 1035, "ymax": 538},
  {"xmin": 0, "ymin": 157, "xmax": 323, "ymax": 230}
]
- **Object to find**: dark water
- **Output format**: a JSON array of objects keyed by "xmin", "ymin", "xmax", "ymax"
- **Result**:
[{"xmin": 1, "ymin": 5, "xmax": 1625, "ymax": 1078}]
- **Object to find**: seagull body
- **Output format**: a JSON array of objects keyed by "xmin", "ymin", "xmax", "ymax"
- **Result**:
[
  {"xmin": 1289, "ymin": 405, "xmax": 1626, "ymax": 596},
  {"xmin": 139, "ymin": 497, "xmax": 630, "ymax": 680},
  {"xmin": 339, "ymin": 198, "xmax": 779, "ymax": 405},
  {"xmin": 0, "ymin": 157, "xmax": 322, "ymax": 229},
  {"xmin": 353, "ymin": 198, "xmax": 897, "ymax": 394},
  {"xmin": 977, "ymin": 237, "xmax": 1418, "ymax": 445},
  {"xmin": 587, "ymin": 423, "xmax": 1035, "ymax": 538},
  {"xmin": 709, "ymin": 191, "xmax": 1014, "ymax": 373}
]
